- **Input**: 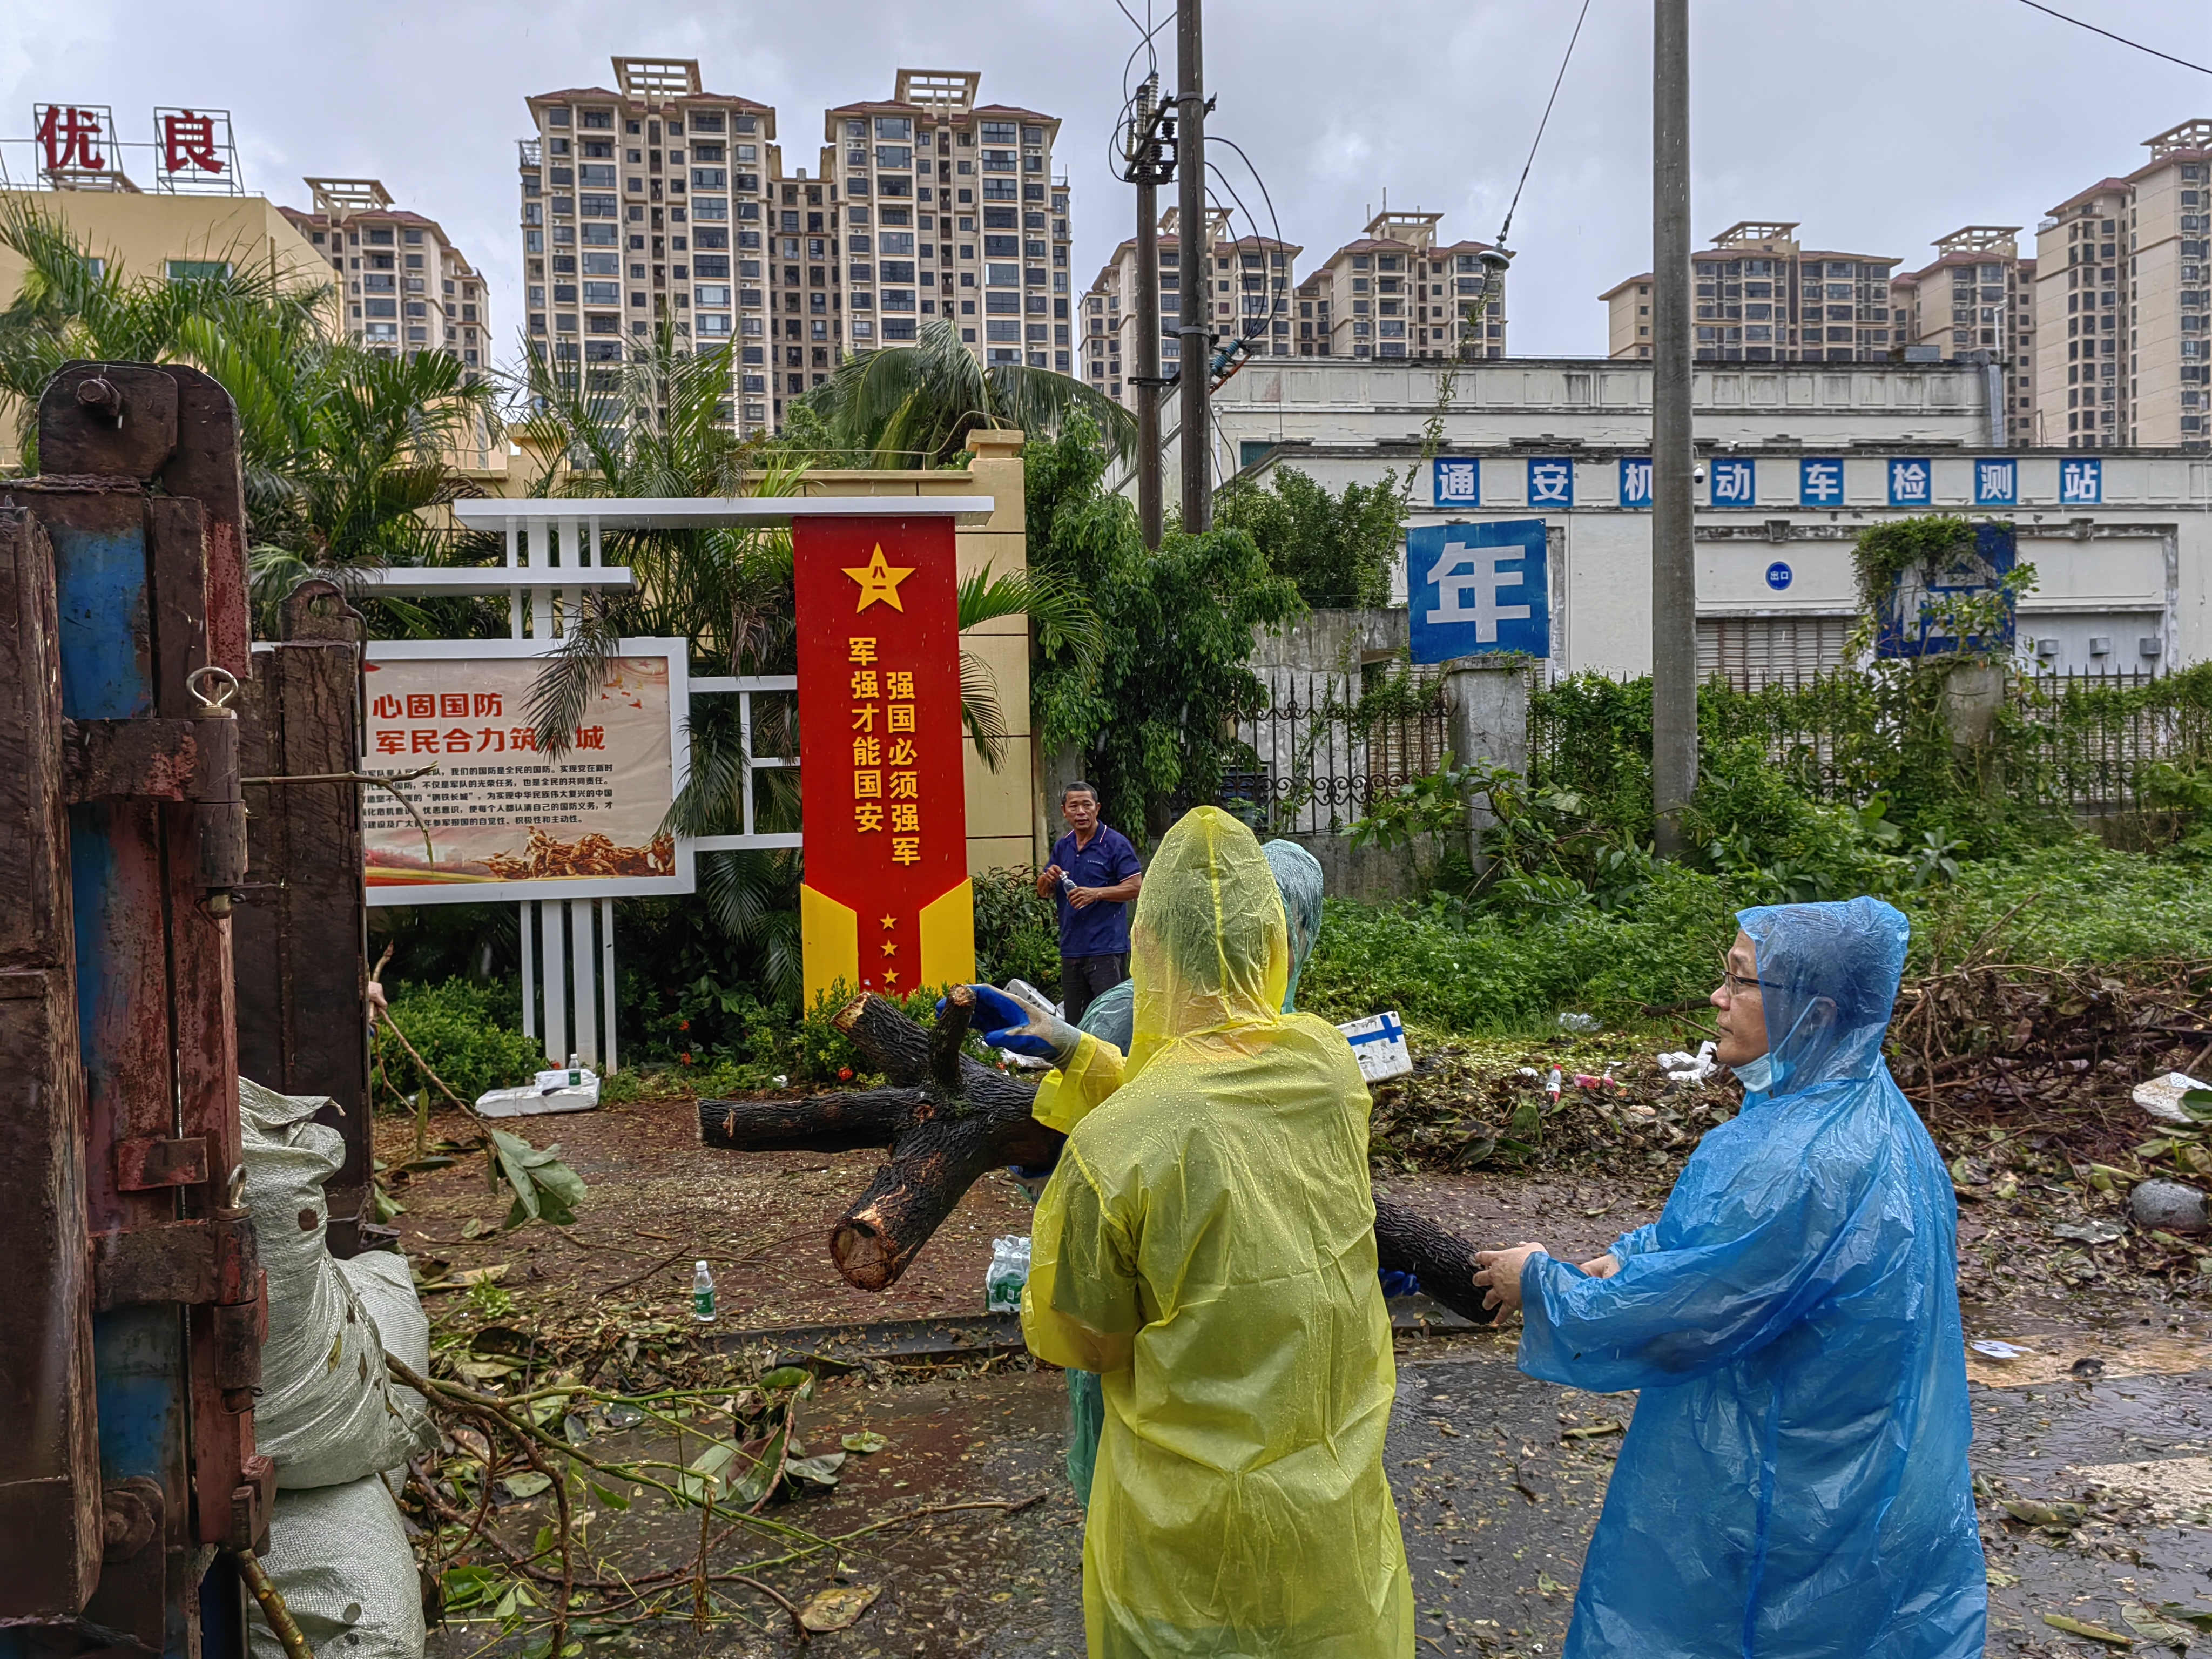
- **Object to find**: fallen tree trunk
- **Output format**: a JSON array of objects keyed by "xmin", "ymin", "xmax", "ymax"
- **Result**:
[{"xmin": 700, "ymin": 990, "xmax": 1495, "ymax": 1324}]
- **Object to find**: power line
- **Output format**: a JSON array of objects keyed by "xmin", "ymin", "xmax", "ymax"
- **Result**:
[
  {"xmin": 2015, "ymin": 0, "xmax": 2212, "ymax": 73},
  {"xmin": 1496, "ymin": 0, "xmax": 1594, "ymax": 247}
]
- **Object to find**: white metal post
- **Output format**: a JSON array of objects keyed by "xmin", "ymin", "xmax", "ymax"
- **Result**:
[
  {"xmin": 539, "ymin": 896, "xmax": 567, "ymax": 1065},
  {"xmin": 569, "ymin": 897, "xmax": 598, "ymax": 1068}
]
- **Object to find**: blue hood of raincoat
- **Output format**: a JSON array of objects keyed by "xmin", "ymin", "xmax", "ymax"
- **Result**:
[{"xmin": 1516, "ymin": 896, "xmax": 1986, "ymax": 1659}]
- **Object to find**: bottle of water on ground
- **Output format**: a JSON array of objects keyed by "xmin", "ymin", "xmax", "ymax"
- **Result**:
[
  {"xmin": 692, "ymin": 1259, "xmax": 716, "ymax": 1323},
  {"xmin": 985, "ymin": 1236, "xmax": 1031, "ymax": 1313}
]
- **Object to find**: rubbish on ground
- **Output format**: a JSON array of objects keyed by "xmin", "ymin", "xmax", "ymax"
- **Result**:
[
  {"xmin": 2070, "ymin": 1356, "xmax": 2107, "ymax": 1379},
  {"xmin": 692, "ymin": 1259, "xmax": 717, "ymax": 1323},
  {"xmin": 985, "ymin": 1235, "xmax": 1031, "ymax": 1313},
  {"xmin": 1968, "ymin": 1340, "xmax": 2031, "ymax": 1360},
  {"xmin": 2041, "ymin": 1612, "xmax": 2132, "ymax": 1647},
  {"xmin": 475, "ymin": 1062, "xmax": 601, "ymax": 1117},
  {"xmin": 1560, "ymin": 1420, "xmax": 1625, "ymax": 1440},
  {"xmin": 800, "ymin": 1584, "xmax": 882, "ymax": 1634},
  {"xmin": 419, "ymin": 1262, "xmax": 508, "ymax": 1294},
  {"xmin": 1572, "ymin": 1069, "xmax": 1621, "ymax": 1092},
  {"xmin": 1339, "ymin": 1011, "xmax": 1413, "ymax": 1082},
  {"xmin": 1657, "ymin": 1041, "xmax": 1719, "ymax": 1084},
  {"xmin": 1556, "ymin": 1011, "xmax": 1601, "ymax": 1033},
  {"xmin": 2050, "ymin": 1219, "xmax": 2126, "ymax": 1246},
  {"xmin": 2129, "ymin": 1178, "xmax": 2211, "ymax": 1236},
  {"xmin": 1546, "ymin": 1066, "xmax": 1563, "ymax": 1102},
  {"xmin": 2133, "ymin": 1070, "xmax": 2212, "ymax": 1125}
]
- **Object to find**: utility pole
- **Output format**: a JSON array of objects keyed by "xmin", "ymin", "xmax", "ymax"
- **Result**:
[
  {"xmin": 1650, "ymin": 0, "xmax": 1696, "ymax": 858},
  {"xmin": 1176, "ymin": 0, "xmax": 1211, "ymax": 532},
  {"xmin": 1127, "ymin": 77, "xmax": 1168, "ymax": 549}
]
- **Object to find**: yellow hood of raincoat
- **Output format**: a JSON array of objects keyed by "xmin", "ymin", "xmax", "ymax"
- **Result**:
[{"xmin": 1022, "ymin": 807, "xmax": 1413, "ymax": 1657}]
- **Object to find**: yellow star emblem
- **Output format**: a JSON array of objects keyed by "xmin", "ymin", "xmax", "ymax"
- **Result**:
[
  {"xmin": 843, "ymin": 545, "xmax": 915, "ymax": 613},
  {"xmin": 880, "ymin": 914, "xmax": 898, "ymax": 929},
  {"xmin": 881, "ymin": 940, "xmax": 899, "ymax": 957},
  {"xmin": 882, "ymin": 969, "xmax": 900, "ymax": 987}
]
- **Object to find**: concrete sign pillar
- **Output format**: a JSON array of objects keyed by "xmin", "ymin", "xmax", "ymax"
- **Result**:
[{"xmin": 1442, "ymin": 656, "xmax": 1530, "ymax": 875}]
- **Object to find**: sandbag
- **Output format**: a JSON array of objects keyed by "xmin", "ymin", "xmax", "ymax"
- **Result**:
[
  {"xmin": 242, "ymin": 1080, "xmax": 428, "ymax": 1489},
  {"xmin": 339, "ymin": 1247, "xmax": 436, "ymax": 1480},
  {"xmin": 247, "ymin": 1475, "xmax": 425, "ymax": 1659}
]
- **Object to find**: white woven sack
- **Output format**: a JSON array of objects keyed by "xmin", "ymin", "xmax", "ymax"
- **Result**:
[
  {"xmin": 241, "ymin": 1079, "xmax": 421, "ymax": 1489},
  {"xmin": 338, "ymin": 1249, "xmax": 437, "ymax": 1475},
  {"xmin": 247, "ymin": 1475, "xmax": 425, "ymax": 1659}
]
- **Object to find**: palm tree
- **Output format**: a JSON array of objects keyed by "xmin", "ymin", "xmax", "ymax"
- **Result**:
[
  {"xmin": 0, "ymin": 198, "xmax": 501, "ymax": 637},
  {"xmin": 794, "ymin": 316, "xmax": 1137, "ymax": 469}
]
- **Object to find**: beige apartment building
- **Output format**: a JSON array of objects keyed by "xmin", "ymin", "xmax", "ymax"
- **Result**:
[
  {"xmin": 518, "ymin": 58, "xmax": 778, "ymax": 434},
  {"xmin": 281, "ymin": 179, "xmax": 490, "ymax": 375},
  {"xmin": 1889, "ymin": 227, "xmax": 2036, "ymax": 444},
  {"xmin": 822, "ymin": 70, "xmax": 1072, "ymax": 389},
  {"xmin": 1077, "ymin": 207, "xmax": 1299, "ymax": 408},
  {"xmin": 2032, "ymin": 119, "xmax": 2211, "ymax": 450},
  {"xmin": 517, "ymin": 61, "xmax": 1068, "ymax": 437},
  {"xmin": 1299, "ymin": 211, "xmax": 1507, "ymax": 361},
  {"xmin": 0, "ymin": 185, "xmax": 323, "ymax": 302},
  {"xmin": 1602, "ymin": 221, "xmax": 1898, "ymax": 363}
]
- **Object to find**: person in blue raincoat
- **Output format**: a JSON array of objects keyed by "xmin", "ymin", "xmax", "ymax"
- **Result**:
[{"xmin": 1473, "ymin": 898, "xmax": 1985, "ymax": 1659}]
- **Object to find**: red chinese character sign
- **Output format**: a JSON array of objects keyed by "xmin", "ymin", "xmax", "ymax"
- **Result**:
[
  {"xmin": 35, "ymin": 104, "xmax": 116, "ymax": 179},
  {"xmin": 794, "ymin": 515, "xmax": 974, "ymax": 1007},
  {"xmin": 153, "ymin": 107, "xmax": 240, "ymax": 194},
  {"xmin": 359, "ymin": 639, "xmax": 690, "ymax": 905}
]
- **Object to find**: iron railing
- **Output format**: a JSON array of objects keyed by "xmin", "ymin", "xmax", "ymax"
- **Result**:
[{"xmin": 1220, "ymin": 668, "xmax": 1451, "ymax": 836}]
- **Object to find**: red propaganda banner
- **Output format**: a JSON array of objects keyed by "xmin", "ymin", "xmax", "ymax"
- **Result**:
[{"xmin": 794, "ymin": 515, "xmax": 973, "ymax": 1007}]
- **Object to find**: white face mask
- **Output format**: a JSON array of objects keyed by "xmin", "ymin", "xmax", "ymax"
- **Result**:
[{"xmin": 1732, "ymin": 1051, "xmax": 1776, "ymax": 1095}]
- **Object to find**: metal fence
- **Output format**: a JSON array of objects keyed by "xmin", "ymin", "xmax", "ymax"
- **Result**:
[
  {"xmin": 1527, "ymin": 666, "xmax": 2212, "ymax": 814},
  {"xmin": 1222, "ymin": 668, "xmax": 1451, "ymax": 837}
]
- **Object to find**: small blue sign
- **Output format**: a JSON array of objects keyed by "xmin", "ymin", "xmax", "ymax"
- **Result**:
[
  {"xmin": 1408, "ymin": 520, "xmax": 1550, "ymax": 664},
  {"xmin": 1875, "ymin": 521, "xmax": 2018, "ymax": 660},
  {"xmin": 1765, "ymin": 562, "xmax": 1794, "ymax": 591},
  {"xmin": 1710, "ymin": 456, "xmax": 1756, "ymax": 508},
  {"xmin": 2059, "ymin": 456, "xmax": 2103, "ymax": 505},
  {"xmin": 1888, "ymin": 457, "xmax": 1934, "ymax": 507},
  {"xmin": 1800, "ymin": 457, "xmax": 1845, "ymax": 507},
  {"xmin": 1432, "ymin": 456, "xmax": 1480, "ymax": 508},
  {"xmin": 1527, "ymin": 456, "xmax": 1575, "ymax": 509},
  {"xmin": 1619, "ymin": 456, "xmax": 1654, "ymax": 509},
  {"xmin": 1975, "ymin": 457, "xmax": 2018, "ymax": 508}
]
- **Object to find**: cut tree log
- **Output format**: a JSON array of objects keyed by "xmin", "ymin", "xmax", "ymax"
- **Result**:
[{"xmin": 699, "ymin": 989, "xmax": 1495, "ymax": 1324}]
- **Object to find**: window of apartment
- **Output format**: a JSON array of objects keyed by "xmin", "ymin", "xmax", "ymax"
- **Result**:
[
  {"xmin": 582, "ymin": 109, "xmax": 612, "ymax": 130},
  {"xmin": 875, "ymin": 116, "xmax": 913, "ymax": 140}
]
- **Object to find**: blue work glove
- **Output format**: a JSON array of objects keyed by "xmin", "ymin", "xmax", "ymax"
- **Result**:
[
  {"xmin": 944, "ymin": 984, "xmax": 1081, "ymax": 1064},
  {"xmin": 1379, "ymin": 1269, "xmax": 1422, "ymax": 1300}
]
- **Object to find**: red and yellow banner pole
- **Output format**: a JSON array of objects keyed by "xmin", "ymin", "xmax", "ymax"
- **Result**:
[{"xmin": 793, "ymin": 515, "xmax": 974, "ymax": 1008}]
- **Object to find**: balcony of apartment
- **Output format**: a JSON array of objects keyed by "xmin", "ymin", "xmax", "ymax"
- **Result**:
[{"xmin": 518, "ymin": 139, "xmax": 543, "ymax": 168}]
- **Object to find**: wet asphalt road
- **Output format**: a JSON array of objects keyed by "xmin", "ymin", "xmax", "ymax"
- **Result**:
[{"xmin": 429, "ymin": 1307, "xmax": 2212, "ymax": 1657}]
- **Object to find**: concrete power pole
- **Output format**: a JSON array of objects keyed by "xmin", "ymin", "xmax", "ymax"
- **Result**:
[
  {"xmin": 1650, "ymin": 0, "xmax": 1696, "ymax": 857},
  {"xmin": 1130, "ymin": 78, "xmax": 1166, "ymax": 550},
  {"xmin": 1176, "ymin": 0, "xmax": 1211, "ymax": 533}
]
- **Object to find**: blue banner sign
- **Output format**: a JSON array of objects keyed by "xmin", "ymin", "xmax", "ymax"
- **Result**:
[{"xmin": 1408, "ymin": 520, "xmax": 1550, "ymax": 664}]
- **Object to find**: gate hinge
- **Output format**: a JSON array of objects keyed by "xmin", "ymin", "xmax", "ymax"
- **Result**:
[{"xmin": 92, "ymin": 1210, "xmax": 260, "ymax": 1312}]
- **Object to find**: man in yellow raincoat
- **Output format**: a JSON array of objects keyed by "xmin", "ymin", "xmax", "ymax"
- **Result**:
[{"xmin": 1017, "ymin": 806, "xmax": 1413, "ymax": 1657}]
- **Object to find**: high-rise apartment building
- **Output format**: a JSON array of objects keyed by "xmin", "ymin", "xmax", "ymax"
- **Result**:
[
  {"xmin": 517, "ymin": 61, "xmax": 1068, "ymax": 437},
  {"xmin": 282, "ymin": 179, "xmax": 490, "ymax": 374},
  {"xmin": 822, "ymin": 70, "xmax": 1072, "ymax": 377},
  {"xmin": 1076, "ymin": 208, "xmax": 1298, "ymax": 408},
  {"xmin": 1889, "ymin": 227, "xmax": 2036, "ymax": 444},
  {"xmin": 1602, "ymin": 222, "xmax": 1898, "ymax": 363},
  {"xmin": 1299, "ymin": 211, "xmax": 1506, "ymax": 360},
  {"xmin": 2032, "ymin": 119, "xmax": 2211, "ymax": 450},
  {"xmin": 518, "ymin": 58, "xmax": 778, "ymax": 434}
]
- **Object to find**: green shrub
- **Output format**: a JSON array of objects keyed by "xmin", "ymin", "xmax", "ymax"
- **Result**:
[
  {"xmin": 380, "ymin": 978, "xmax": 547, "ymax": 1105},
  {"xmin": 972, "ymin": 867, "xmax": 1062, "ymax": 995}
]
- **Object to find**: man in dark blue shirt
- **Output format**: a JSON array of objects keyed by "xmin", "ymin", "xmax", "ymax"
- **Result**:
[{"xmin": 1035, "ymin": 780, "xmax": 1143, "ymax": 1024}]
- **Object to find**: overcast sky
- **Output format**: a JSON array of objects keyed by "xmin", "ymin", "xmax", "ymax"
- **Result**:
[{"xmin": 3, "ymin": 0, "xmax": 2208, "ymax": 374}]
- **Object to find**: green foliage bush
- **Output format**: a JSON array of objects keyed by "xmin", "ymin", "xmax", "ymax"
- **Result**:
[
  {"xmin": 972, "ymin": 868, "xmax": 1062, "ymax": 996},
  {"xmin": 1213, "ymin": 466, "xmax": 1404, "ymax": 609},
  {"xmin": 380, "ymin": 979, "xmax": 547, "ymax": 1105}
]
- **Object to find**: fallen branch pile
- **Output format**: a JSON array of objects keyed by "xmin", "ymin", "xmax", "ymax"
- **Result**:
[{"xmin": 700, "ymin": 990, "xmax": 1499, "ymax": 1325}]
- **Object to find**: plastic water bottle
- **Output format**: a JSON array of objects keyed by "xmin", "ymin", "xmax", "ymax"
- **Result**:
[
  {"xmin": 1060, "ymin": 871, "xmax": 1078, "ymax": 898},
  {"xmin": 691, "ymin": 1260, "xmax": 716, "ymax": 1323},
  {"xmin": 985, "ymin": 1236, "xmax": 1031, "ymax": 1312}
]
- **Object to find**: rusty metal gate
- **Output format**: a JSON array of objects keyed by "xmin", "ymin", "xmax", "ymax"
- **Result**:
[{"xmin": 0, "ymin": 364, "xmax": 274, "ymax": 1651}]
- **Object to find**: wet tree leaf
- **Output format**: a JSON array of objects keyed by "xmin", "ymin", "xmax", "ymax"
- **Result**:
[
  {"xmin": 841, "ymin": 1430, "xmax": 889, "ymax": 1453},
  {"xmin": 799, "ymin": 1584, "xmax": 881, "ymax": 1633},
  {"xmin": 502, "ymin": 1472, "xmax": 552, "ymax": 1499},
  {"xmin": 2043, "ymin": 1612, "xmax": 2132, "ymax": 1646}
]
